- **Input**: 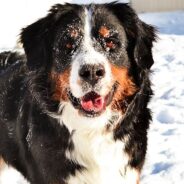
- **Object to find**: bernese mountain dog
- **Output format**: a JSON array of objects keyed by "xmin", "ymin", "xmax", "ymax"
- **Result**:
[{"xmin": 0, "ymin": 3, "xmax": 156, "ymax": 184}]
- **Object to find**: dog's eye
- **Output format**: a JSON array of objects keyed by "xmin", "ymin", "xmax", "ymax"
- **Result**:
[
  {"xmin": 106, "ymin": 41, "xmax": 116, "ymax": 50},
  {"xmin": 105, "ymin": 38, "xmax": 119, "ymax": 51},
  {"xmin": 66, "ymin": 43, "xmax": 73, "ymax": 49}
]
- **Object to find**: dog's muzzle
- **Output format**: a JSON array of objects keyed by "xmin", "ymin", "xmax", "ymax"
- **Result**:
[{"xmin": 67, "ymin": 82, "xmax": 118, "ymax": 117}]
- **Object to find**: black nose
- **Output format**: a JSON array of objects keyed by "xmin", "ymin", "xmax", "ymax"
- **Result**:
[{"xmin": 79, "ymin": 64, "xmax": 105, "ymax": 85}]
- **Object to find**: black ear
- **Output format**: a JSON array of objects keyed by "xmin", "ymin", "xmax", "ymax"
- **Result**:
[
  {"xmin": 20, "ymin": 4, "xmax": 75, "ymax": 70},
  {"xmin": 134, "ymin": 20, "xmax": 156, "ymax": 69},
  {"xmin": 106, "ymin": 2, "xmax": 156, "ymax": 69},
  {"xmin": 21, "ymin": 16, "xmax": 52, "ymax": 70}
]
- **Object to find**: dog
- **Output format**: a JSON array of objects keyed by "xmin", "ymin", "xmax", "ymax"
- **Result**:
[{"xmin": 0, "ymin": 3, "xmax": 156, "ymax": 184}]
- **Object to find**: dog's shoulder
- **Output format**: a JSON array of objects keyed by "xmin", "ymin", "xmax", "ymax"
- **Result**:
[{"xmin": 0, "ymin": 51, "xmax": 27, "ymax": 123}]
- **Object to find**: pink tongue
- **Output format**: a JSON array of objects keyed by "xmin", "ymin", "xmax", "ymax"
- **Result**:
[{"xmin": 81, "ymin": 97, "xmax": 104, "ymax": 112}]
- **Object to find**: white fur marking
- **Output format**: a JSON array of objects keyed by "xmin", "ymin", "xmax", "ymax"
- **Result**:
[
  {"xmin": 61, "ymin": 103, "xmax": 111, "ymax": 132},
  {"xmin": 70, "ymin": 8, "xmax": 112, "ymax": 98}
]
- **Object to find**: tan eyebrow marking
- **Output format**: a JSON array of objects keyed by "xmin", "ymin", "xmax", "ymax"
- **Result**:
[{"xmin": 99, "ymin": 26, "xmax": 110, "ymax": 38}]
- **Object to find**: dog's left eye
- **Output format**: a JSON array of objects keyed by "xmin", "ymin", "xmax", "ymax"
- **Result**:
[
  {"xmin": 106, "ymin": 40, "xmax": 116, "ymax": 50},
  {"xmin": 104, "ymin": 38, "xmax": 119, "ymax": 51}
]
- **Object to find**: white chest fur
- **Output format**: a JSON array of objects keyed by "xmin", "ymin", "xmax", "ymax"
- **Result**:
[
  {"xmin": 60, "ymin": 104, "xmax": 131, "ymax": 184},
  {"xmin": 65, "ymin": 129, "xmax": 129, "ymax": 184}
]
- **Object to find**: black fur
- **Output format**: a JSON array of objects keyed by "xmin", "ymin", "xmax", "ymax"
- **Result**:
[{"xmin": 0, "ymin": 3, "xmax": 156, "ymax": 184}]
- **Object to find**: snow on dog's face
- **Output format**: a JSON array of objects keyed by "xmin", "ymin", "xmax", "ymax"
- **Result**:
[
  {"xmin": 21, "ymin": 3, "xmax": 155, "ymax": 123},
  {"xmin": 50, "ymin": 5, "xmax": 137, "ymax": 119}
]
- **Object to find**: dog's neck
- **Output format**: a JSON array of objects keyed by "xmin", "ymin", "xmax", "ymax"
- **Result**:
[{"xmin": 59, "ymin": 102, "xmax": 121, "ymax": 133}]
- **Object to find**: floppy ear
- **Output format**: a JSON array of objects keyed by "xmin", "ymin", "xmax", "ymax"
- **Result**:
[
  {"xmin": 21, "ymin": 16, "xmax": 53, "ymax": 70},
  {"xmin": 134, "ymin": 20, "xmax": 156, "ymax": 69},
  {"xmin": 20, "ymin": 4, "xmax": 75, "ymax": 70},
  {"xmin": 106, "ymin": 3, "xmax": 156, "ymax": 69}
]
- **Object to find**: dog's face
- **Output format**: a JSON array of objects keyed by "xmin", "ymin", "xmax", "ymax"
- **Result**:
[
  {"xmin": 51, "ymin": 5, "xmax": 137, "ymax": 118},
  {"xmin": 21, "ymin": 3, "xmax": 155, "ymax": 121}
]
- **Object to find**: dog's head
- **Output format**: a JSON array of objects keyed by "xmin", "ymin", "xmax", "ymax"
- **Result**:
[{"xmin": 21, "ymin": 3, "xmax": 156, "ymax": 122}]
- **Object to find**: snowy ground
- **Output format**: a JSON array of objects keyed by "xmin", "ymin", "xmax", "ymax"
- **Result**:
[
  {"xmin": 140, "ymin": 12, "xmax": 184, "ymax": 184},
  {"xmin": 0, "ymin": 1, "xmax": 184, "ymax": 184}
]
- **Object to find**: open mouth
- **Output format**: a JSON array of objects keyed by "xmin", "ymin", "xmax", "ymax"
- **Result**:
[{"xmin": 67, "ymin": 83, "xmax": 118, "ymax": 117}]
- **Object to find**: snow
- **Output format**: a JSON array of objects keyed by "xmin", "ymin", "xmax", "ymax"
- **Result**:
[
  {"xmin": 140, "ymin": 12, "xmax": 184, "ymax": 184},
  {"xmin": 0, "ymin": 1, "xmax": 184, "ymax": 184},
  {"xmin": 0, "ymin": 166, "xmax": 29, "ymax": 184},
  {"xmin": 140, "ymin": 11, "xmax": 184, "ymax": 35}
]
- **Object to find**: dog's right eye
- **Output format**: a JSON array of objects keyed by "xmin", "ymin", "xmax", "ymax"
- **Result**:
[
  {"xmin": 66, "ymin": 43, "xmax": 73, "ymax": 49},
  {"xmin": 59, "ymin": 30, "xmax": 82, "ymax": 54},
  {"xmin": 64, "ymin": 37, "xmax": 81, "ymax": 54}
]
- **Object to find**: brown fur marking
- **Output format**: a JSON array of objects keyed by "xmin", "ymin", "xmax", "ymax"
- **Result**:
[
  {"xmin": 110, "ymin": 64, "xmax": 138, "ymax": 113},
  {"xmin": 0, "ymin": 157, "xmax": 6, "ymax": 173},
  {"xmin": 99, "ymin": 26, "xmax": 110, "ymax": 38},
  {"xmin": 50, "ymin": 69, "xmax": 70, "ymax": 102},
  {"xmin": 136, "ymin": 169, "xmax": 140, "ymax": 184}
]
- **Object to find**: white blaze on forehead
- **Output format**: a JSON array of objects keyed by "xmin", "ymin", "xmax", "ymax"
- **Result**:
[
  {"xmin": 83, "ymin": 7, "xmax": 93, "ymax": 47},
  {"xmin": 69, "ymin": 8, "xmax": 112, "ymax": 98}
]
